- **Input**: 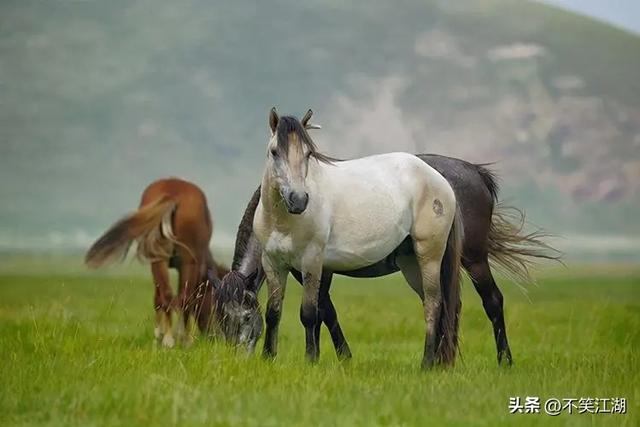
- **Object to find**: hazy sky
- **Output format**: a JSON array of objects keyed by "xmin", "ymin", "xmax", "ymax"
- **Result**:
[{"xmin": 540, "ymin": 0, "xmax": 640, "ymax": 34}]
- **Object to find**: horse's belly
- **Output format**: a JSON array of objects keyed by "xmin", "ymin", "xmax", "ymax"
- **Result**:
[
  {"xmin": 323, "ymin": 243, "xmax": 403, "ymax": 270},
  {"xmin": 323, "ymin": 218, "xmax": 411, "ymax": 271}
]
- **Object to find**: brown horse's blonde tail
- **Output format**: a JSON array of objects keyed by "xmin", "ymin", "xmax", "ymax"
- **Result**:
[
  {"xmin": 487, "ymin": 203, "xmax": 563, "ymax": 285},
  {"xmin": 85, "ymin": 195, "xmax": 177, "ymax": 268},
  {"xmin": 436, "ymin": 205, "xmax": 464, "ymax": 365}
]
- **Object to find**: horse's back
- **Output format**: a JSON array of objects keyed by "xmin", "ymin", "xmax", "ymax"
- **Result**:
[
  {"xmin": 327, "ymin": 152, "xmax": 455, "ymax": 212},
  {"xmin": 141, "ymin": 178, "xmax": 205, "ymax": 206},
  {"xmin": 319, "ymin": 152, "xmax": 455, "ymax": 270}
]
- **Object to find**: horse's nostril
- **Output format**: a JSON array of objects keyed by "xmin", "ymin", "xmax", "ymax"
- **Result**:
[{"xmin": 286, "ymin": 191, "xmax": 308, "ymax": 213}]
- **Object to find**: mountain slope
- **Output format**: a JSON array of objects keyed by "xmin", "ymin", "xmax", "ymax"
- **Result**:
[{"xmin": 1, "ymin": 0, "xmax": 639, "ymax": 256}]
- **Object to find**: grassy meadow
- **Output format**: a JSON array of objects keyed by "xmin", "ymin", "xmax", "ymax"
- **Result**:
[{"xmin": 0, "ymin": 255, "xmax": 638, "ymax": 426}]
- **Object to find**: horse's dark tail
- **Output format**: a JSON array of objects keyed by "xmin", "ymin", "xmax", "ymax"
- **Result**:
[
  {"xmin": 436, "ymin": 205, "xmax": 464, "ymax": 365},
  {"xmin": 85, "ymin": 195, "xmax": 178, "ymax": 268},
  {"xmin": 475, "ymin": 164, "xmax": 563, "ymax": 284},
  {"xmin": 487, "ymin": 204, "xmax": 562, "ymax": 284}
]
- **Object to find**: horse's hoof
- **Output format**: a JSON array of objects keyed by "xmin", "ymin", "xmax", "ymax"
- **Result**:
[
  {"xmin": 262, "ymin": 350, "xmax": 277, "ymax": 360},
  {"xmin": 497, "ymin": 350, "xmax": 514, "ymax": 367},
  {"xmin": 337, "ymin": 347, "xmax": 352, "ymax": 361},
  {"xmin": 182, "ymin": 336, "xmax": 194, "ymax": 348},
  {"xmin": 162, "ymin": 334, "xmax": 175, "ymax": 348},
  {"xmin": 498, "ymin": 357, "xmax": 513, "ymax": 367},
  {"xmin": 421, "ymin": 358, "xmax": 436, "ymax": 371}
]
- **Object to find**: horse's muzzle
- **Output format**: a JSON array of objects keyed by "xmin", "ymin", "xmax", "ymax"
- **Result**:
[{"xmin": 286, "ymin": 191, "xmax": 309, "ymax": 214}]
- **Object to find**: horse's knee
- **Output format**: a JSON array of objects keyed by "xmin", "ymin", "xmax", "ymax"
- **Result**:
[{"xmin": 265, "ymin": 304, "xmax": 281, "ymax": 328}]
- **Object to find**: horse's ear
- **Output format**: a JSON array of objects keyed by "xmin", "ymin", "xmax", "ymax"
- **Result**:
[
  {"xmin": 301, "ymin": 109, "xmax": 322, "ymax": 130},
  {"xmin": 301, "ymin": 109, "xmax": 313, "ymax": 127},
  {"xmin": 269, "ymin": 107, "xmax": 279, "ymax": 135}
]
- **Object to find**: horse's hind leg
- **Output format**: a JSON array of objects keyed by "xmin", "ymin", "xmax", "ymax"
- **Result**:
[
  {"xmin": 195, "ymin": 278, "xmax": 214, "ymax": 336},
  {"xmin": 292, "ymin": 270, "xmax": 352, "ymax": 360},
  {"xmin": 415, "ymin": 254, "xmax": 444, "ymax": 369},
  {"xmin": 151, "ymin": 260, "xmax": 175, "ymax": 348},
  {"xmin": 319, "ymin": 272, "xmax": 352, "ymax": 360},
  {"xmin": 176, "ymin": 260, "xmax": 200, "ymax": 346},
  {"xmin": 397, "ymin": 253, "xmax": 443, "ymax": 368},
  {"xmin": 465, "ymin": 258, "xmax": 513, "ymax": 365},
  {"xmin": 411, "ymin": 195, "xmax": 455, "ymax": 369}
]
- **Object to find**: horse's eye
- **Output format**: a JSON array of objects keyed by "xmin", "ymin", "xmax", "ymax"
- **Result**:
[{"xmin": 270, "ymin": 148, "xmax": 278, "ymax": 158}]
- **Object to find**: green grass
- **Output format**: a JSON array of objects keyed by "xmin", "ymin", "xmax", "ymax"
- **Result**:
[{"xmin": 0, "ymin": 257, "xmax": 638, "ymax": 426}]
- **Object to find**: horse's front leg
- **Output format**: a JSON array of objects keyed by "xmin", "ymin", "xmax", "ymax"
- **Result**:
[
  {"xmin": 300, "ymin": 247, "xmax": 324, "ymax": 363},
  {"xmin": 262, "ymin": 254, "xmax": 288, "ymax": 359}
]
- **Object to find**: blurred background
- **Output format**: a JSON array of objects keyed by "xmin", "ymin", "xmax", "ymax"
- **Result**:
[{"xmin": 1, "ymin": 0, "xmax": 639, "ymax": 262}]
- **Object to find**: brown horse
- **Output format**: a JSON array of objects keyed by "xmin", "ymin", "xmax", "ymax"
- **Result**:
[{"xmin": 85, "ymin": 178, "xmax": 228, "ymax": 347}]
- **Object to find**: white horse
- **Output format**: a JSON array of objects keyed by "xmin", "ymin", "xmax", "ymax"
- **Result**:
[{"xmin": 253, "ymin": 108, "xmax": 464, "ymax": 368}]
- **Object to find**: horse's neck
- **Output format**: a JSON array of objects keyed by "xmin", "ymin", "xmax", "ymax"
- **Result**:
[
  {"xmin": 231, "ymin": 186, "xmax": 265, "ymax": 287},
  {"xmin": 236, "ymin": 234, "xmax": 263, "ymax": 275},
  {"xmin": 232, "ymin": 187, "xmax": 261, "ymax": 268}
]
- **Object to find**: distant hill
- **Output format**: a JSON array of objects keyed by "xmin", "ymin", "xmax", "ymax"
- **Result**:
[{"xmin": 1, "ymin": 0, "xmax": 639, "ymax": 259}]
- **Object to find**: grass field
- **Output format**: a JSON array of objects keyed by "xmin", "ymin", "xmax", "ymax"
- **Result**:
[{"xmin": 0, "ymin": 255, "xmax": 638, "ymax": 426}]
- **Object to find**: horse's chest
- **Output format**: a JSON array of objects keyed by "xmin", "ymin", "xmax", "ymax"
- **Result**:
[
  {"xmin": 264, "ymin": 231, "xmax": 295, "ymax": 255},
  {"xmin": 261, "ymin": 230, "xmax": 305, "ymax": 267}
]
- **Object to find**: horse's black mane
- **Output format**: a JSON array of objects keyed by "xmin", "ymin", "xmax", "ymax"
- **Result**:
[
  {"xmin": 275, "ymin": 116, "xmax": 337, "ymax": 164},
  {"xmin": 216, "ymin": 187, "xmax": 264, "ymax": 310}
]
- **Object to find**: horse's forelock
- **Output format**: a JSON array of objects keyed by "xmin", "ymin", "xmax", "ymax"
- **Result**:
[
  {"xmin": 275, "ymin": 116, "xmax": 335, "ymax": 164},
  {"xmin": 218, "ymin": 270, "xmax": 248, "ymax": 305}
]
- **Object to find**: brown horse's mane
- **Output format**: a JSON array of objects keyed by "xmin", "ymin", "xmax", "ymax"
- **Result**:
[{"xmin": 275, "ymin": 116, "xmax": 339, "ymax": 164}]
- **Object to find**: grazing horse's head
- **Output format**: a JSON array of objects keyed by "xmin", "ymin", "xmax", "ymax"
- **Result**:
[
  {"xmin": 214, "ymin": 271, "xmax": 263, "ymax": 352},
  {"xmin": 265, "ymin": 108, "xmax": 328, "ymax": 215}
]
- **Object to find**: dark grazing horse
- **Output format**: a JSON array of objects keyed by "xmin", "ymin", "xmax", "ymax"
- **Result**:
[
  {"xmin": 217, "ymin": 154, "xmax": 559, "ymax": 365},
  {"xmin": 85, "ymin": 178, "xmax": 229, "ymax": 347}
]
